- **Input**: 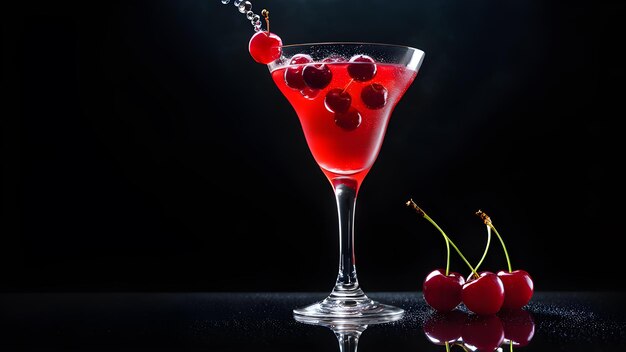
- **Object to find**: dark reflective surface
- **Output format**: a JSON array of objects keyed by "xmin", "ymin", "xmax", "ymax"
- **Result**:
[{"xmin": 0, "ymin": 292, "xmax": 624, "ymax": 351}]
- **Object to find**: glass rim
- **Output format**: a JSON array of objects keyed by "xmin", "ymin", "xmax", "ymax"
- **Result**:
[
  {"xmin": 268, "ymin": 41, "xmax": 425, "ymax": 72},
  {"xmin": 276, "ymin": 41, "xmax": 424, "ymax": 54}
]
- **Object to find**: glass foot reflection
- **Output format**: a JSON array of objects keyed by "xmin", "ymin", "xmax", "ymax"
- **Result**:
[{"xmin": 295, "ymin": 313, "xmax": 403, "ymax": 352}]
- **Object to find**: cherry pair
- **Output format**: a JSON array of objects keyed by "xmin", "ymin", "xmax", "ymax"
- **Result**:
[{"xmin": 407, "ymin": 199, "xmax": 534, "ymax": 315}]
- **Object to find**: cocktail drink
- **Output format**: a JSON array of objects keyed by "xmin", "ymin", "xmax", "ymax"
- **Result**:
[
  {"xmin": 267, "ymin": 43, "xmax": 424, "ymax": 320},
  {"xmin": 220, "ymin": 0, "xmax": 424, "ymax": 321}
]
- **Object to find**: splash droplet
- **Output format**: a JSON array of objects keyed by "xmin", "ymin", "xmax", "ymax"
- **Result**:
[{"xmin": 238, "ymin": 1, "xmax": 252, "ymax": 13}]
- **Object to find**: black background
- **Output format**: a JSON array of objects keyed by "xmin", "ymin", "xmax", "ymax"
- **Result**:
[{"xmin": 2, "ymin": 0, "xmax": 624, "ymax": 293}]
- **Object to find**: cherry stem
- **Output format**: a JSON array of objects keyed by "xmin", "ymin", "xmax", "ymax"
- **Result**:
[
  {"xmin": 444, "ymin": 225, "xmax": 451, "ymax": 276},
  {"xmin": 445, "ymin": 341, "xmax": 450, "ymax": 352},
  {"xmin": 452, "ymin": 342, "xmax": 470, "ymax": 351},
  {"xmin": 342, "ymin": 79, "xmax": 354, "ymax": 94},
  {"xmin": 406, "ymin": 199, "xmax": 479, "ymax": 279},
  {"xmin": 261, "ymin": 9, "xmax": 270, "ymax": 34},
  {"xmin": 473, "ymin": 224, "xmax": 492, "ymax": 273},
  {"xmin": 476, "ymin": 210, "xmax": 512, "ymax": 273}
]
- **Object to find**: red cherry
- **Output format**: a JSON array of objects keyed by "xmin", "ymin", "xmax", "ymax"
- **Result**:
[
  {"xmin": 324, "ymin": 88, "xmax": 352, "ymax": 113},
  {"xmin": 302, "ymin": 63, "xmax": 332, "ymax": 89},
  {"xmin": 347, "ymin": 55, "xmax": 377, "ymax": 81},
  {"xmin": 474, "ymin": 210, "xmax": 534, "ymax": 311},
  {"xmin": 284, "ymin": 54, "xmax": 313, "ymax": 90},
  {"xmin": 360, "ymin": 83, "xmax": 388, "ymax": 109},
  {"xmin": 423, "ymin": 269, "xmax": 465, "ymax": 312},
  {"xmin": 462, "ymin": 271, "xmax": 505, "ymax": 315},
  {"xmin": 334, "ymin": 108, "xmax": 361, "ymax": 131},
  {"xmin": 462, "ymin": 314, "xmax": 505, "ymax": 352},
  {"xmin": 248, "ymin": 31, "xmax": 282, "ymax": 64},
  {"xmin": 497, "ymin": 270, "xmax": 534, "ymax": 310},
  {"xmin": 422, "ymin": 310, "xmax": 466, "ymax": 345},
  {"xmin": 499, "ymin": 309, "xmax": 535, "ymax": 347}
]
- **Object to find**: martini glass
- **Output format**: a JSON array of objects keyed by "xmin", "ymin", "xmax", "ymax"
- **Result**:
[{"xmin": 267, "ymin": 43, "xmax": 424, "ymax": 320}]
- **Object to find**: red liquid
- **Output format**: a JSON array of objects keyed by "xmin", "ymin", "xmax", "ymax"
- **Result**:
[{"xmin": 271, "ymin": 62, "xmax": 416, "ymax": 188}]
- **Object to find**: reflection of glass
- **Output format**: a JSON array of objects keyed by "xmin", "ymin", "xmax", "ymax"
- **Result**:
[
  {"xmin": 268, "ymin": 43, "xmax": 424, "ymax": 320},
  {"xmin": 422, "ymin": 310, "xmax": 535, "ymax": 351},
  {"xmin": 295, "ymin": 314, "xmax": 403, "ymax": 352}
]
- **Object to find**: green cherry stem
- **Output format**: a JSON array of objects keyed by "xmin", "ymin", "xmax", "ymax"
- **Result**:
[
  {"xmin": 473, "ymin": 224, "xmax": 492, "ymax": 273},
  {"xmin": 407, "ymin": 199, "xmax": 479, "ymax": 279},
  {"xmin": 476, "ymin": 210, "xmax": 513, "ymax": 273},
  {"xmin": 452, "ymin": 342, "xmax": 470, "ymax": 351}
]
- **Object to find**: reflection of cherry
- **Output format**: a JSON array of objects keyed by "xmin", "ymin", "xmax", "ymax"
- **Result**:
[
  {"xmin": 423, "ymin": 310, "xmax": 535, "ymax": 351},
  {"xmin": 422, "ymin": 310, "xmax": 465, "ymax": 345},
  {"xmin": 462, "ymin": 314, "xmax": 505, "ymax": 352},
  {"xmin": 499, "ymin": 309, "xmax": 535, "ymax": 347}
]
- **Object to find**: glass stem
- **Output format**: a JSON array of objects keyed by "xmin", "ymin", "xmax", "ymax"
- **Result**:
[
  {"xmin": 330, "ymin": 180, "xmax": 364, "ymax": 297},
  {"xmin": 336, "ymin": 331, "xmax": 361, "ymax": 352}
]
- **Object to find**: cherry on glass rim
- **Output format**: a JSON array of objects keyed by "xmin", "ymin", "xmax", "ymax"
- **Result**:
[{"xmin": 248, "ymin": 31, "xmax": 282, "ymax": 64}]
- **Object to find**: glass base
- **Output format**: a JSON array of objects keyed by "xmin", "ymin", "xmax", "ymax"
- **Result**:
[{"xmin": 293, "ymin": 289, "xmax": 404, "ymax": 323}]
